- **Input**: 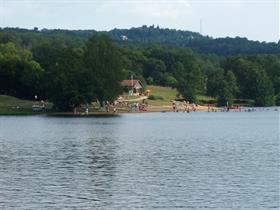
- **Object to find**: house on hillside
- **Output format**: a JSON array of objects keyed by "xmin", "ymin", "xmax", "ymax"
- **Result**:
[{"xmin": 120, "ymin": 79, "xmax": 144, "ymax": 95}]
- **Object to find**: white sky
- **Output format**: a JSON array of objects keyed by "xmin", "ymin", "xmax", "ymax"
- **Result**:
[{"xmin": 0, "ymin": 0, "xmax": 279, "ymax": 42}]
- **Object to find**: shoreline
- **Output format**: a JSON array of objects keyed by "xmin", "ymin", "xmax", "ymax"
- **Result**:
[
  {"xmin": 0, "ymin": 105, "xmax": 278, "ymax": 117},
  {"xmin": 0, "ymin": 105, "xmax": 218, "ymax": 116}
]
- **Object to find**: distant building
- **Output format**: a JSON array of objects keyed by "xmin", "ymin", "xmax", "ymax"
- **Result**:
[
  {"xmin": 120, "ymin": 80, "xmax": 143, "ymax": 95},
  {"xmin": 121, "ymin": 35, "xmax": 128, "ymax": 40}
]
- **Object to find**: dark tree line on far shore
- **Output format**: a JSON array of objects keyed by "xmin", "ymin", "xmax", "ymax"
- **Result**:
[{"xmin": 0, "ymin": 27, "xmax": 279, "ymax": 110}]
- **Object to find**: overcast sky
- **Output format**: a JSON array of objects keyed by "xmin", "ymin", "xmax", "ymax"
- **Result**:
[{"xmin": 0, "ymin": 0, "xmax": 279, "ymax": 42}]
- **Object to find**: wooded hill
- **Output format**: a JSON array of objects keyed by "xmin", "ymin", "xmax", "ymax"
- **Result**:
[
  {"xmin": 1, "ymin": 25, "xmax": 279, "ymax": 56},
  {"xmin": 0, "ymin": 26, "xmax": 279, "ymax": 110}
]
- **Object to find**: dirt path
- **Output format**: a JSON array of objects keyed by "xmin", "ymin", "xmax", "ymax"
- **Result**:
[{"xmin": 121, "ymin": 96, "xmax": 148, "ymax": 102}]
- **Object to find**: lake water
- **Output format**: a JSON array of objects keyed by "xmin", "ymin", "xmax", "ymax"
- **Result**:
[{"xmin": 0, "ymin": 110, "xmax": 279, "ymax": 209}]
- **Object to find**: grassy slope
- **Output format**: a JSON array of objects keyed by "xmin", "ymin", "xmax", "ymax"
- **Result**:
[
  {"xmin": 0, "ymin": 95, "xmax": 51, "ymax": 115},
  {"xmin": 147, "ymin": 85, "xmax": 216, "ymax": 106},
  {"xmin": 147, "ymin": 85, "xmax": 179, "ymax": 106}
]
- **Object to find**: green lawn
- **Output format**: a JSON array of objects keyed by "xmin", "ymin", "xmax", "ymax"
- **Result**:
[
  {"xmin": 0, "ymin": 95, "xmax": 52, "ymax": 115},
  {"xmin": 197, "ymin": 95, "xmax": 216, "ymax": 104},
  {"xmin": 147, "ymin": 86, "xmax": 216, "ymax": 106},
  {"xmin": 147, "ymin": 85, "xmax": 179, "ymax": 106}
]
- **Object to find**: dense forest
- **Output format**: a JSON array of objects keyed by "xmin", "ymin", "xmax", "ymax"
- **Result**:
[
  {"xmin": 1, "ymin": 25, "xmax": 279, "ymax": 55},
  {"xmin": 0, "ymin": 26, "xmax": 279, "ymax": 110}
]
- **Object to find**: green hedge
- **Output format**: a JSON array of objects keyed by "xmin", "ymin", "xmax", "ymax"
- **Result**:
[{"xmin": 148, "ymin": 94, "xmax": 164, "ymax": 100}]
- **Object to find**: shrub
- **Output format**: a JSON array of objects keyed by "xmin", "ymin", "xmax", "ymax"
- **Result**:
[
  {"xmin": 148, "ymin": 94, "xmax": 164, "ymax": 100},
  {"xmin": 275, "ymin": 94, "xmax": 280, "ymax": 106}
]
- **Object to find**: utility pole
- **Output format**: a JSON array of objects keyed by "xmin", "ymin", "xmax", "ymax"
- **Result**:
[
  {"xmin": 131, "ymin": 74, "xmax": 134, "ymax": 95},
  {"xmin": 200, "ymin": 18, "xmax": 203, "ymax": 35}
]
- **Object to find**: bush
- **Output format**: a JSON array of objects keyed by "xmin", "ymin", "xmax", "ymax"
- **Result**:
[
  {"xmin": 148, "ymin": 94, "xmax": 164, "ymax": 100},
  {"xmin": 275, "ymin": 94, "xmax": 280, "ymax": 106}
]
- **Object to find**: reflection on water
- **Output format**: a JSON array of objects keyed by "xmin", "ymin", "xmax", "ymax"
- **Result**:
[{"xmin": 0, "ymin": 111, "xmax": 279, "ymax": 209}]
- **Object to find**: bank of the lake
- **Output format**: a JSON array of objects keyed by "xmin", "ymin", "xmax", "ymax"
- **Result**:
[
  {"xmin": 0, "ymin": 93, "xmax": 213, "ymax": 116},
  {"xmin": 0, "ymin": 91, "xmax": 270, "ymax": 116}
]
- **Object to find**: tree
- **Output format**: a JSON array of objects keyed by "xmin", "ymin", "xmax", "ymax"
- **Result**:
[
  {"xmin": 0, "ymin": 42, "xmax": 21, "ymax": 95},
  {"xmin": 143, "ymin": 58, "xmax": 166, "ymax": 85},
  {"xmin": 251, "ymin": 68, "xmax": 275, "ymax": 106},
  {"xmin": 207, "ymin": 68, "xmax": 238, "ymax": 106},
  {"xmin": 0, "ymin": 42, "xmax": 43, "ymax": 98},
  {"xmin": 164, "ymin": 73, "xmax": 178, "ymax": 88},
  {"xmin": 252, "ymin": 55, "xmax": 280, "ymax": 97},
  {"xmin": 174, "ymin": 56, "xmax": 204, "ymax": 102},
  {"xmin": 45, "ymin": 47, "xmax": 95, "ymax": 111},
  {"xmin": 19, "ymin": 60, "xmax": 44, "ymax": 98},
  {"xmin": 217, "ymin": 71, "xmax": 238, "ymax": 106},
  {"xmin": 84, "ymin": 34, "xmax": 124, "ymax": 104},
  {"xmin": 223, "ymin": 57, "xmax": 275, "ymax": 106},
  {"xmin": 206, "ymin": 68, "xmax": 224, "ymax": 97}
]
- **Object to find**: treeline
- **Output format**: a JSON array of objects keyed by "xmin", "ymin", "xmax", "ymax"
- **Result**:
[
  {"xmin": 111, "ymin": 26, "xmax": 280, "ymax": 56},
  {"xmin": 1, "ymin": 26, "xmax": 280, "ymax": 56},
  {"xmin": 0, "ymin": 27, "xmax": 280, "ymax": 110},
  {"xmin": 0, "ymin": 35, "xmax": 124, "ymax": 110},
  {"xmin": 120, "ymin": 46, "xmax": 280, "ymax": 106}
]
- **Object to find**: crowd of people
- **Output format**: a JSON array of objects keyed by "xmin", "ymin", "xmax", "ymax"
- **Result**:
[
  {"xmin": 72, "ymin": 99, "xmax": 278, "ymax": 115},
  {"xmin": 171, "ymin": 100, "xmax": 197, "ymax": 113},
  {"xmin": 103, "ymin": 99, "xmax": 149, "ymax": 113}
]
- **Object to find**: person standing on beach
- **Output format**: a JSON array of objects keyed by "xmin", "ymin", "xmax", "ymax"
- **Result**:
[
  {"xmin": 192, "ymin": 103, "xmax": 196, "ymax": 111},
  {"xmin": 183, "ymin": 101, "xmax": 188, "ymax": 112},
  {"xmin": 172, "ymin": 101, "xmax": 176, "ymax": 112}
]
